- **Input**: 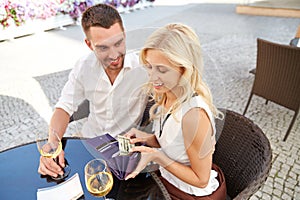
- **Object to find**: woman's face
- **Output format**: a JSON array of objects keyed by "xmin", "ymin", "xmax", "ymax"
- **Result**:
[{"xmin": 144, "ymin": 49, "xmax": 183, "ymax": 95}]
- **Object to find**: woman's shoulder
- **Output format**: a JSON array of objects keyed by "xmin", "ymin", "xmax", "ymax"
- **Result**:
[{"xmin": 182, "ymin": 96, "xmax": 210, "ymax": 113}]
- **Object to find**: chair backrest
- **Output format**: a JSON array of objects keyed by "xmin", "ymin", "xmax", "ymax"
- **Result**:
[
  {"xmin": 252, "ymin": 38, "xmax": 300, "ymax": 111},
  {"xmin": 69, "ymin": 99, "xmax": 90, "ymax": 122},
  {"xmin": 69, "ymin": 98, "xmax": 154, "ymax": 128},
  {"xmin": 213, "ymin": 109, "xmax": 272, "ymax": 199}
]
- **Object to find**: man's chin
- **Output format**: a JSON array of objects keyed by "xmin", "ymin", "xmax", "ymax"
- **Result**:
[{"xmin": 105, "ymin": 63, "xmax": 123, "ymax": 71}]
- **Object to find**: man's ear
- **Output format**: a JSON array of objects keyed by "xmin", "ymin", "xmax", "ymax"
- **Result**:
[{"xmin": 85, "ymin": 38, "xmax": 93, "ymax": 51}]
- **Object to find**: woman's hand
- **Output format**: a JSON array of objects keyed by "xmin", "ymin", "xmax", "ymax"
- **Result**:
[
  {"xmin": 125, "ymin": 146, "xmax": 159, "ymax": 180},
  {"xmin": 124, "ymin": 128, "xmax": 160, "ymax": 148}
]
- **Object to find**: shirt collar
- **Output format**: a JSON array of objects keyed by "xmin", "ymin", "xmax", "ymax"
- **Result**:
[{"xmin": 123, "ymin": 53, "xmax": 134, "ymax": 70}]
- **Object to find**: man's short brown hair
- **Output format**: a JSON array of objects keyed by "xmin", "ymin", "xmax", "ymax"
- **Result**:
[{"xmin": 81, "ymin": 4, "xmax": 124, "ymax": 33}]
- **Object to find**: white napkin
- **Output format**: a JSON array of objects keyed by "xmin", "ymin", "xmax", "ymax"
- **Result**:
[{"xmin": 37, "ymin": 173, "xmax": 84, "ymax": 200}]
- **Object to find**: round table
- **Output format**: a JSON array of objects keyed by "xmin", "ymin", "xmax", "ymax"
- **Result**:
[{"xmin": 0, "ymin": 137, "xmax": 170, "ymax": 200}]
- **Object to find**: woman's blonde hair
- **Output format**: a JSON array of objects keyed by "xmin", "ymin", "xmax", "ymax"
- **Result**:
[{"xmin": 140, "ymin": 23, "xmax": 221, "ymax": 119}]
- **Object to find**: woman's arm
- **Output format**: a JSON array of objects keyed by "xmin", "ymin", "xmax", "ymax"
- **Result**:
[
  {"xmin": 154, "ymin": 108, "xmax": 213, "ymax": 188},
  {"xmin": 126, "ymin": 108, "xmax": 213, "ymax": 188}
]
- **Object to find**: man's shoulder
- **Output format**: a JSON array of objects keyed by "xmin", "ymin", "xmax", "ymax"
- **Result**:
[
  {"xmin": 73, "ymin": 52, "xmax": 97, "ymax": 71},
  {"xmin": 77, "ymin": 52, "xmax": 97, "ymax": 66},
  {"xmin": 69, "ymin": 52, "xmax": 98, "ymax": 78}
]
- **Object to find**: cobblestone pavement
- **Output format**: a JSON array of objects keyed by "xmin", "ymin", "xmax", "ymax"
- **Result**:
[{"xmin": 0, "ymin": 2, "xmax": 299, "ymax": 199}]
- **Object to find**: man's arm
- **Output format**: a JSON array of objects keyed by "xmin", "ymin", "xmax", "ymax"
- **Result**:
[
  {"xmin": 49, "ymin": 108, "xmax": 70, "ymax": 140},
  {"xmin": 38, "ymin": 108, "xmax": 70, "ymax": 177}
]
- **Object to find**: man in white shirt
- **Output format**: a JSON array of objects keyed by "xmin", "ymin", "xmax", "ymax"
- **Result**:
[{"xmin": 38, "ymin": 4, "xmax": 148, "ymax": 178}]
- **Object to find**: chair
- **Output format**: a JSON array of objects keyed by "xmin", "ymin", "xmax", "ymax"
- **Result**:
[
  {"xmin": 289, "ymin": 25, "xmax": 300, "ymax": 47},
  {"xmin": 69, "ymin": 97, "xmax": 154, "ymax": 128},
  {"xmin": 243, "ymin": 38, "xmax": 300, "ymax": 141},
  {"xmin": 69, "ymin": 99, "xmax": 90, "ymax": 122},
  {"xmin": 213, "ymin": 109, "xmax": 272, "ymax": 200}
]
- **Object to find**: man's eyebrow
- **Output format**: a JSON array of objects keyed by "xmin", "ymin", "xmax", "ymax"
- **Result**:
[
  {"xmin": 95, "ymin": 44, "xmax": 108, "ymax": 48},
  {"xmin": 115, "ymin": 38, "xmax": 124, "ymax": 44},
  {"xmin": 95, "ymin": 37, "xmax": 124, "ymax": 48}
]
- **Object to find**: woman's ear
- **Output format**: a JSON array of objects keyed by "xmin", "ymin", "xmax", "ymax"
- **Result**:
[{"xmin": 85, "ymin": 39, "xmax": 93, "ymax": 51}]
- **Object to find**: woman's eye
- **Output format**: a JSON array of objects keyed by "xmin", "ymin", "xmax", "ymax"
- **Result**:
[
  {"xmin": 158, "ymin": 66, "xmax": 168, "ymax": 73},
  {"xmin": 145, "ymin": 64, "xmax": 152, "ymax": 70}
]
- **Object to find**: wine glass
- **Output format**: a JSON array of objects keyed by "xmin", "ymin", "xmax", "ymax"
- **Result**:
[
  {"xmin": 36, "ymin": 129, "xmax": 71, "ymax": 180},
  {"xmin": 84, "ymin": 159, "xmax": 114, "ymax": 199}
]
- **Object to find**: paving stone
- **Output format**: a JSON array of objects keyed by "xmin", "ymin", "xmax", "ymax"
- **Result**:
[
  {"xmin": 281, "ymin": 193, "xmax": 293, "ymax": 200},
  {"xmin": 0, "ymin": 3, "xmax": 299, "ymax": 199}
]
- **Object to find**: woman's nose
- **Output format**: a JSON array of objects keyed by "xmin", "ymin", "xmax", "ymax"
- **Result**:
[{"xmin": 149, "ymin": 70, "xmax": 159, "ymax": 82}]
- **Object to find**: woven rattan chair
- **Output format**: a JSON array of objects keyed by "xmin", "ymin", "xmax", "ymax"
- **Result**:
[
  {"xmin": 69, "ymin": 98, "xmax": 154, "ymax": 128},
  {"xmin": 214, "ymin": 109, "xmax": 272, "ymax": 200},
  {"xmin": 69, "ymin": 99, "xmax": 90, "ymax": 122},
  {"xmin": 243, "ymin": 38, "xmax": 300, "ymax": 141},
  {"xmin": 289, "ymin": 25, "xmax": 300, "ymax": 47}
]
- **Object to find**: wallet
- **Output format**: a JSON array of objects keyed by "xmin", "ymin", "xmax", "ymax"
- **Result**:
[{"xmin": 85, "ymin": 133, "xmax": 141, "ymax": 180}]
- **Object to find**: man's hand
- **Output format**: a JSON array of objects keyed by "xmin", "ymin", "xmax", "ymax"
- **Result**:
[{"xmin": 38, "ymin": 150, "xmax": 65, "ymax": 177}]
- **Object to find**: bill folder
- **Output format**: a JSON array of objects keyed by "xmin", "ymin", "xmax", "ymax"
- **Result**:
[{"xmin": 85, "ymin": 133, "xmax": 141, "ymax": 180}]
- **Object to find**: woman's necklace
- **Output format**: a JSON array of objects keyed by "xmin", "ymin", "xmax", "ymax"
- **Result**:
[{"xmin": 159, "ymin": 106, "xmax": 172, "ymax": 138}]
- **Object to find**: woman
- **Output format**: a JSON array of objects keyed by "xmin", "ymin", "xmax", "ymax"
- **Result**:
[{"xmin": 125, "ymin": 23, "xmax": 226, "ymax": 199}]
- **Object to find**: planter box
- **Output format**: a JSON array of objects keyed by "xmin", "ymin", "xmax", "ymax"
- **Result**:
[{"xmin": 0, "ymin": 14, "xmax": 75, "ymax": 41}]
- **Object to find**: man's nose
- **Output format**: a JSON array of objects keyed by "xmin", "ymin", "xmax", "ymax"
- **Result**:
[{"xmin": 108, "ymin": 47, "xmax": 120, "ymax": 60}]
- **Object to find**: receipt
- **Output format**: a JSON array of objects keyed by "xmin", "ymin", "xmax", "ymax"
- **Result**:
[{"xmin": 37, "ymin": 173, "xmax": 84, "ymax": 200}]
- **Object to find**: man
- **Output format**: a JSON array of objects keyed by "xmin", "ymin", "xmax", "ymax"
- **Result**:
[{"xmin": 38, "ymin": 3, "xmax": 148, "ymax": 178}]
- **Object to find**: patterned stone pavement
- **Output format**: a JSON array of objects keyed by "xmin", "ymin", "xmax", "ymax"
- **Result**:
[{"xmin": 0, "ymin": 2, "xmax": 299, "ymax": 199}]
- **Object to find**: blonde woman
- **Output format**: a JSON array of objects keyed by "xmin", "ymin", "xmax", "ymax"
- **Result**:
[{"xmin": 125, "ymin": 23, "xmax": 226, "ymax": 199}]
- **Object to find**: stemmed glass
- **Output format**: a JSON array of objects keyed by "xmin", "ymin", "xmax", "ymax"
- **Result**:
[
  {"xmin": 84, "ymin": 159, "xmax": 114, "ymax": 199},
  {"xmin": 36, "ymin": 128, "xmax": 71, "ymax": 180}
]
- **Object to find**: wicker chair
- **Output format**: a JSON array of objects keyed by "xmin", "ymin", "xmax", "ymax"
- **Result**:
[
  {"xmin": 213, "ymin": 109, "xmax": 272, "ymax": 200},
  {"xmin": 243, "ymin": 38, "xmax": 300, "ymax": 141},
  {"xmin": 289, "ymin": 25, "xmax": 300, "ymax": 47},
  {"xmin": 69, "ymin": 99, "xmax": 90, "ymax": 122},
  {"xmin": 69, "ymin": 98, "xmax": 154, "ymax": 127}
]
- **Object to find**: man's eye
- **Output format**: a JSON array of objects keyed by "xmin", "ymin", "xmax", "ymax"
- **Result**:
[
  {"xmin": 96, "ymin": 46, "xmax": 108, "ymax": 52},
  {"xmin": 115, "ymin": 41, "xmax": 123, "ymax": 47}
]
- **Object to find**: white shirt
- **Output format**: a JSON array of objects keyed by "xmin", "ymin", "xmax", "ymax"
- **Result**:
[
  {"xmin": 56, "ymin": 51, "xmax": 148, "ymax": 137},
  {"xmin": 154, "ymin": 96, "xmax": 219, "ymax": 196}
]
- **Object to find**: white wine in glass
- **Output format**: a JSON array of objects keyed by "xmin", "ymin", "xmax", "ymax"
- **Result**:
[
  {"xmin": 36, "ymin": 129, "xmax": 70, "ymax": 180},
  {"xmin": 85, "ymin": 159, "xmax": 114, "ymax": 199}
]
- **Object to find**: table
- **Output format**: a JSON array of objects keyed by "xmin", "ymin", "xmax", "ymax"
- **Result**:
[{"xmin": 0, "ymin": 137, "xmax": 170, "ymax": 200}]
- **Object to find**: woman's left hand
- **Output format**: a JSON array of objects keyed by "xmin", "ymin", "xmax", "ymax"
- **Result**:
[{"xmin": 125, "ymin": 146, "xmax": 159, "ymax": 180}]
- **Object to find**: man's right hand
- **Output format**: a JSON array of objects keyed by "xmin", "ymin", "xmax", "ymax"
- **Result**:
[{"xmin": 38, "ymin": 150, "xmax": 65, "ymax": 178}]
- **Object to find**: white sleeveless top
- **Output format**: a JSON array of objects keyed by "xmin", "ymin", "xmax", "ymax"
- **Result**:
[{"xmin": 154, "ymin": 96, "xmax": 219, "ymax": 196}]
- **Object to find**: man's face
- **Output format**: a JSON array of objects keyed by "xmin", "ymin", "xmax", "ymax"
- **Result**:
[{"xmin": 86, "ymin": 23, "xmax": 126, "ymax": 70}]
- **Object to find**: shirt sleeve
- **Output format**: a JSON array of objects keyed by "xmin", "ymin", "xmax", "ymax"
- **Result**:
[{"xmin": 55, "ymin": 59, "xmax": 85, "ymax": 116}]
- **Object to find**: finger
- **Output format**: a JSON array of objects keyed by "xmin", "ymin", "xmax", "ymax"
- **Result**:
[
  {"xmin": 41, "ymin": 156, "xmax": 63, "ymax": 175},
  {"xmin": 38, "ymin": 164, "xmax": 59, "ymax": 177},
  {"xmin": 39, "ymin": 157, "xmax": 60, "ymax": 177},
  {"xmin": 124, "ymin": 129, "xmax": 136, "ymax": 138},
  {"xmin": 129, "ymin": 137, "xmax": 144, "ymax": 144},
  {"xmin": 130, "ymin": 146, "xmax": 153, "ymax": 153},
  {"xmin": 58, "ymin": 151, "xmax": 65, "ymax": 168},
  {"xmin": 125, "ymin": 170, "xmax": 139, "ymax": 180}
]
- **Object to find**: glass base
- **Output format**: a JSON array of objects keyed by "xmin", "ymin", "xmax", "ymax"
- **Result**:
[{"xmin": 51, "ymin": 163, "xmax": 71, "ymax": 180}]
